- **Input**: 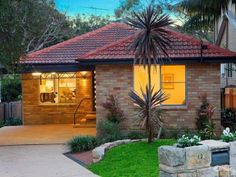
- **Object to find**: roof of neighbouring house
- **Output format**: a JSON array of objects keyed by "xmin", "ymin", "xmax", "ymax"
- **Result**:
[{"xmin": 21, "ymin": 22, "xmax": 236, "ymax": 65}]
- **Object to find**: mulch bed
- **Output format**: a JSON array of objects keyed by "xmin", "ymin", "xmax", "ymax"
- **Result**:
[{"xmin": 64, "ymin": 150, "xmax": 93, "ymax": 166}]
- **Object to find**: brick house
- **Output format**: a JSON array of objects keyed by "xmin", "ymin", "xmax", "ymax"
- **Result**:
[{"xmin": 20, "ymin": 23, "xmax": 236, "ymax": 132}]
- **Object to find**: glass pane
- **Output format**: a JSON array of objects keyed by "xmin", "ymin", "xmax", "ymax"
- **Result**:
[
  {"xmin": 161, "ymin": 65, "xmax": 185, "ymax": 82},
  {"xmin": 59, "ymin": 77, "xmax": 76, "ymax": 103},
  {"xmin": 163, "ymin": 83, "xmax": 186, "ymax": 105},
  {"xmin": 134, "ymin": 65, "xmax": 160, "ymax": 96},
  {"xmin": 39, "ymin": 77, "xmax": 58, "ymax": 104}
]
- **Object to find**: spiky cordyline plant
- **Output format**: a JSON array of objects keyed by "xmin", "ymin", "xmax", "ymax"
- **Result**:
[
  {"xmin": 129, "ymin": 87, "xmax": 169, "ymax": 142},
  {"xmin": 126, "ymin": 5, "xmax": 172, "ymax": 143}
]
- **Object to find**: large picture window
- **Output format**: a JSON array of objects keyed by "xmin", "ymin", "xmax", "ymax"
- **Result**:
[
  {"xmin": 39, "ymin": 72, "xmax": 76, "ymax": 104},
  {"xmin": 134, "ymin": 65, "xmax": 186, "ymax": 105}
]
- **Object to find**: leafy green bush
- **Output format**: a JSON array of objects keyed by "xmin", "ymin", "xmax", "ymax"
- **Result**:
[
  {"xmin": 2, "ymin": 75, "xmax": 22, "ymax": 102},
  {"xmin": 98, "ymin": 119, "xmax": 121, "ymax": 137},
  {"xmin": 221, "ymin": 127, "xmax": 235, "ymax": 142},
  {"xmin": 221, "ymin": 109, "xmax": 236, "ymax": 131},
  {"xmin": 177, "ymin": 134, "xmax": 201, "ymax": 148},
  {"xmin": 4, "ymin": 117, "xmax": 22, "ymax": 126},
  {"xmin": 127, "ymin": 131, "xmax": 147, "ymax": 139},
  {"xmin": 0, "ymin": 120, "xmax": 4, "ymax": 128},
  {"xmin": 67, "ymin": 136, "xmax": 98, "ymax": 153}
]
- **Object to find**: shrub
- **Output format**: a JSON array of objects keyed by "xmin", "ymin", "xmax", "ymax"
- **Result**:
[
  {"xmin": 127, "ymin": 131, "xmax": 147, "ymax": 139},
  {"xmin": 177, "ymin": 134, "xmax": 201, "ymax": 148},
  {"xmin": 97, "ymin": 119, "xmax": 121, "ymax": 138},
  {"xmin": 4, "ymin": 117, "xmax": 22, "ymax": 126},
  {"xmin": 2, "ymin": 75, "xmax": 22, "ymax": 102},
  {"xmin": 0, "ymin": 120, "xmax": 4, "ymax": 128},
  {"xmin": 195, "ymin": 93, "xmax": 216, "ymax": 140},
  {"xmin": 67, "ymin": 136, "xmax": 98, "ymax": 153},
  {"xmin": 221, "ymin": 109, "xmax": 236, "ymax": 131},
  {"xmin": 199, "ymin": 121, "xmax": 216, "ymax": 140},
  {"xmin": 221, "ymin": 127, "xmax": 235, "ymax": 142},
  {"xmin": 102, "ymin": 95, "xmax": 125, "ymax": 123}
]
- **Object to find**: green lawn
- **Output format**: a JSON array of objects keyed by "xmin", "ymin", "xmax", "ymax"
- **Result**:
[{"xmin": 88, "ymin": 139, "xmax": 176, "ymax": 177}]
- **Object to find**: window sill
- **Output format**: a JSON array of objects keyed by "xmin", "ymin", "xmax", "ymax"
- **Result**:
[{"xmin": 161, "ymin": 105, "xmax": 188, "ymax": 110}]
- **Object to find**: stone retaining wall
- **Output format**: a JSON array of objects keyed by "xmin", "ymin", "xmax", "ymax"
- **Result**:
[{"xmin": 159, "ymin": 140, "xmax": 236, "ymax": 177}]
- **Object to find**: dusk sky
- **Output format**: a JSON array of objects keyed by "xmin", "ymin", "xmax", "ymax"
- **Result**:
[{"xmin": 55, "ymin": 0, "xmax": 118, "ymax": 17}]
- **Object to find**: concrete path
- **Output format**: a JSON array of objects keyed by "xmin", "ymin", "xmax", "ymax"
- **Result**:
[
  {"xmin": 0, "ymin": 124, "xmax": 96, "ymax": 145},
  {"xmin": 0, "ymin": 145, "xmax": 98, "ymax": 177}
]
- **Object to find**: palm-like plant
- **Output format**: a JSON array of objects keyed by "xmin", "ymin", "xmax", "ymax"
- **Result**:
[{"xmin": 126, "ymin": 5, "xmax": 172, "ymax": 143}]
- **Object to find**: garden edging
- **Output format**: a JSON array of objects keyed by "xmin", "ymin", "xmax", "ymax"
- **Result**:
[{"xmin": 92, "ymin": 139, "xmax": 146, "ymax": 163}]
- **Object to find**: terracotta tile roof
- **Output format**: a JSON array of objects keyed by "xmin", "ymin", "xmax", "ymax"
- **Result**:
[
  {"xmin": 21, "ymin": 23, "xmax": 136, "ymax": 64},
  {"xmin": 22, "ymin": 22, "xmax": 236, "ymax": 64},
  {"xmin": 79, "ymin": 28, "xmax": 236, "ymax": 60}
]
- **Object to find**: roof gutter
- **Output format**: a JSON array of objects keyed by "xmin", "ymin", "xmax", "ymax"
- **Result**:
[{"xmin": 77, "ymin": 56, "xmax": 236, "ymax": 65}]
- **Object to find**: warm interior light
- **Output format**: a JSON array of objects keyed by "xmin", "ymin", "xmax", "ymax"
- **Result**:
[
  {"xmin": 51, "ymin": 72, "xmax": 56, "ymax": 75},
  {"xmin": 80, "ymin": 71, "xmax": 88, "ymax": 78},
  {"xmin": 32, "ymin": 72, "xmax": 42, "ymax": 76}
]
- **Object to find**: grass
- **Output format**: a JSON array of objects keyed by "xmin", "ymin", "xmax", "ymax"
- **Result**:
[{"xmin": 88, "ymin": 139, "xmax": 176, "ymax": 177}]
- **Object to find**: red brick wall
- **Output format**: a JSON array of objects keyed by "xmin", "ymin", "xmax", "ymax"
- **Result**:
[{"xmin": 95, "ymin": 64, "xmax": 221, "ymax": 132}]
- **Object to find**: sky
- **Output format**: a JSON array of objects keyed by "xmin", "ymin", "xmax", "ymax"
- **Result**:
[
  {"xmin": 55, "ymin": 0, "xmax": 180, "ymax": 18},
  {"xmin": 55, "ymin": 0, "xmax": 119, "ymax": 17}
]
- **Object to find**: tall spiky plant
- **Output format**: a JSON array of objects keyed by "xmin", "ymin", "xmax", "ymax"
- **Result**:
[{"xmin": 126, "ymin": 5, "xmax": 172, "ymax": 143}]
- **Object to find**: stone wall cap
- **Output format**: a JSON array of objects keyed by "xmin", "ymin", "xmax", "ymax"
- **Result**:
[{"xmin": 200, "ymin": 140, "xmax": 229, "ymax": 150}]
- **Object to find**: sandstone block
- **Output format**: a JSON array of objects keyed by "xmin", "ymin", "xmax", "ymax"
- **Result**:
[{"xmin": 159, "ymin": 146, "xmax": 186, "ymax": 167}]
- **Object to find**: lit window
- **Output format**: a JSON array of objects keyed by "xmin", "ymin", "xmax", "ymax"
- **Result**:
[
  {"xmin": 161, "ymin": 65, "xmax": 186, "ymax": 105},
  {"xmin": 39, "ymin": 72, "xmax": 76, "ymax": 104},
  {"xmin": 134, "ymin": 65, "xmax": 186, "ymax": 105}
]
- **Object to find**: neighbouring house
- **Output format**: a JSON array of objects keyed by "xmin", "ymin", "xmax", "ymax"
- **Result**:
[
  {"xmin": 214, "ymin": 0, "xmax": 236, "ymax": 87},
  {"xmin": 20, "ymin": 22, "xmax": 236, "ymax": 133}
]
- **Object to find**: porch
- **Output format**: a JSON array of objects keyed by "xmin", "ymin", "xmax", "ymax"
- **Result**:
[{"xmin": 0, "ymin": 124, "xmax": 96, "ymax": 145}]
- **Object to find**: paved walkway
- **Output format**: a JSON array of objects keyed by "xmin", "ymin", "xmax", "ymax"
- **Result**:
[
  {"xmin": 0, "ymin": 124, "xmax": 96, "ymax": 145},
  {"xmin": 0, "ymin": 145, "xmax": 98, "ymax": 177}
]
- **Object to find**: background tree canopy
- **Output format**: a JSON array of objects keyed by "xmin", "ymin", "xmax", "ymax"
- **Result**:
[{"xmin": 0, "ymin": 0, "xmax": 112, "ymax": 72}]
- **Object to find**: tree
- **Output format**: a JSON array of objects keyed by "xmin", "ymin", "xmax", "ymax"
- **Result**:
[
  {"xmin": 126, "ymin": 5, "xmax": 172, "ymax": 143},
  {"xmin": 179, "ymin": 0, "xmax": 236, "ymax": 41},
  {"xmin": 0, "ymin": 0, "xmax": 73, "ymax": 71},
  {"xmin": 73, "ymin": 14, "xmax": 111, "ymax": 35}
]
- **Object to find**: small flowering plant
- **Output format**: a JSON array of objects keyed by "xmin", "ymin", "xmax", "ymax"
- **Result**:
[
  {"xmin": 177, "ymin": 134, "xmax": 201, "ymax": 148},
  {"xmin": 221, "ymin": 127, "xmax": 235, "ymax": 142}
]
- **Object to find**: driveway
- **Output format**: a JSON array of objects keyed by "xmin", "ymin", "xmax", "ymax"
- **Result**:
[
  {"xmin": 0, "ymin": 145, "xmax": 98, "ymax": 177},
  {"xmin": 0, "ymin": 124, "xmax": 96, "ymax": 145}
]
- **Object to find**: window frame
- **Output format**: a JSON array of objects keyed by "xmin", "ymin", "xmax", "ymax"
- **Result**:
[
  {"xmin": 133, "ymin": 64, "xmax": 187, "ymax": 107},
  {"xmin": 38, "ymin": 72, "xmax": 77, "ymax": 106}
]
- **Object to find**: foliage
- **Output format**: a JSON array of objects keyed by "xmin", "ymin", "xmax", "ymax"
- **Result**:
[
  {"xmin": 160, "ymin": 128, "xmax": 196, "ymax": 140},
  {"xmin": 127, "ymin": 131, "xmax": 147, "ymax": 139},
  {"xmin": 89, "ymin": 139, "xmax": 176, "ymax": 177},
  {"xmin": 74, "ymin": 14, "xmax": 111, "ymax": 35},
  {"xmin": 4, "ymin": 117, "xmax": 22, "ymax": 126},
  {"xmin": 221, "ymin": 127, "xmax": 235, "ymax": 142},
  {"xmin": 195, "ymin": 93, "xmax": 216, "ymax": 140},
  {"xmin": 221, "ymin": 108, "xmax": 236, "ymax": 131},
  {"xmin": 199, "ymin": 121, "xmax": 216, "ymax": 140},
  {"xmin": 0, "ymin": 0, "xmax": 73, "ymax": 71},
  {"xmin": 67, "ymin": 136, "xmax": 98, "ymax": 153},
  {"xmin": 97, "ymin": 119, "xmax": 122, "ymax": 140},
  {"xmin": 177, "ymin": 134, "xmax": 201, "ymax": 148},
  {"xmin": 1, "ymin": 75, "xmax": 22, "ymax": 102},
  {"xmin": 102, "ymin": 95, "xmax": 125, "ymax": 123},
  {"xmin": 126, "ymin": 5, "xmax": 172, "ymax": 143},
  {"xmin": 129, "ymin": 87, "xmax": 168, "ymax": 143},
  {"xmin": 0, "ymin": 120, "xmax": 4, "ymax": 128}
]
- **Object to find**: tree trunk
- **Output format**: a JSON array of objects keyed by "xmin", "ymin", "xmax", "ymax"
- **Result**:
[{"xmin": 147, "ymin": 64, "xmax": 152, "ymax": 143}]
